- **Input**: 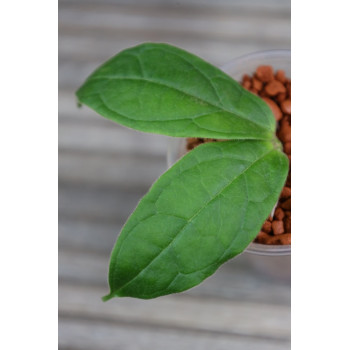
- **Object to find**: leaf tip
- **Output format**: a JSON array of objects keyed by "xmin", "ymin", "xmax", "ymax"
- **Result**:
[
  {"xmin": 102, "ymin": 292, "xmax": 115, "ymax": 302},
  {"xmin": 75, "ymin": 89, "xmax": 83, "ymax": 108}
]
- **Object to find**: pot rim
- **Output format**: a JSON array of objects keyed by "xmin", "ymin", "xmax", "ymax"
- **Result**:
[{"xmin": 220, "ymin": 49, "xmax": 291, "ymax": 73}]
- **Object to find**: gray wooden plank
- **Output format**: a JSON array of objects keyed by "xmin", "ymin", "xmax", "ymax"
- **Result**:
[
  {"xmin": 59, "ymin": 218, "xmax": 122, "ymax": 254},
  {"xmin": 59, "ymin": 0, "xmax": 291, "ymax": 14},
  {"xmin": 59, "ymin": 2, "xmax": 290, "ymax": 47},
  {"xmin": 59, "ymin": 317, "xmax": 290, "ymax": 350},
  {"xmin": 59, "ymin": 150, "xmax": 166, "ymax": 189},
  {"xmin": 59, "ymin": 47, "xmax": 290, "ymax": 90},
  {"xmin": 58, "ymin": 182, "xmax": 290, "ymax": 305},
  {"xmin": 59, "ymin": 283, "xmax": 290, "ymax": 341},
  {"xmin": 59, "ymin": 89, "xmax": 115, "ymax": 125},
  {"xmin": 58, "ymin": 1, "xmax": 290, "ymax": 89},
  {"xmin": 59, "ymin": 248, "xmax": 109, "ymax": 287},
  {"xmin": 58, "ymin": 184, "xmax": 290, "ymax": 300},
  {"xmin": 58, "ymin": 184, "xmax": 145, "ymax": 222},
  {"xmin": 59, "ymin": 34, "xmax": 288, "ymax": 66},
  {"xmin": 59, "ymin": 7, "xmax": 290, "ymax": 41},
  {"xmin": 58, "ymin": 40, "xmax": 291, "ymax": 89},
  {"xmin": 59, "ymin": 121, "xmax": 169, "ymax": 156},
  {"xmin": 59, "ymin": 242, "xmax": 290, "ymax": 305}
]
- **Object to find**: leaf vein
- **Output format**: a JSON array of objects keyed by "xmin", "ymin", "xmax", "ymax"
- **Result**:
[
  {"xmin": 115, "ymin": 148, "xmax": 275, "ymax": 295},
  {"xmin": 87, "ymin": 76, "xmax": 269, "ymax": 131}
]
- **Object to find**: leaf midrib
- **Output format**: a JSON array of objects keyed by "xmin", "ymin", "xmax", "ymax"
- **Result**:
[
  {"xmin": 86, "ymin": 75, "xmax": 271, "ymax": 132},
  {"xmin": 112, "ymin": 146, "xmax": 275, "ymax": 295}
]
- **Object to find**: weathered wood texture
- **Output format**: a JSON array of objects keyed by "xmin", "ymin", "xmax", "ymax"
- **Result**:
[{"xmin": 58, "ymin": 0, "xmax": 291, "ymax": 349}]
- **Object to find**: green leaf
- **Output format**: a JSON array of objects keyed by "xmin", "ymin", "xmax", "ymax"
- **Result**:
[
  {"xmin": 76, "ymin": 43, "xmax": 276, "ymax": 140},
  {"xmin": 103, "ymin": 140, "xmax": 288, "ymax": 300}
]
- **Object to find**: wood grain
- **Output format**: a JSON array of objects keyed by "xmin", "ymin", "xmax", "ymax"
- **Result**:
[
  {"xmin": 59, "ymin": 318, "xmax": 290, "ymax": 350},
  {"xmin": 59, "ymin": 283, "xmax": 290, "ymax": 340},
  {"xmin": 58, "ymin": 0, "xmax": 291, "ymax": 348}
]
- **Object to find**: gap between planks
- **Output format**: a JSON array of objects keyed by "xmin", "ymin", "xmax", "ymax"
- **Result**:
[
  {"xmin": 59, "ymin": 317, "xmax": 290, "ymax": 350},
  {"xmin": 58, "ymin": 0, "xmax": 291, "ymax": 18},
  {"xmin": 59, "ymin": 282, "xmax": 290, "ymax": 341},
  {"xmin": 59, "ymin": 36, "xmax": 289, "ymax": 67},
  {"xmin": 59, "ymin": 244, "xmax": 290, "ymax": 306},
  {"xmin": 59, "ymin": 149, "xmax": 166, "ymax": 189}
]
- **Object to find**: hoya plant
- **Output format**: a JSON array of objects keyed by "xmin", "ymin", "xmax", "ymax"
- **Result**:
[{"xmin": 76, "ymin": 43, "xmax": 289, "ymax": 300}]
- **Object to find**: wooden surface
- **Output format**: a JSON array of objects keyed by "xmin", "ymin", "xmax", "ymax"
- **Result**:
[{"xmin": 58, "ymin": 0, "xmax": 291, "ymax": 349}]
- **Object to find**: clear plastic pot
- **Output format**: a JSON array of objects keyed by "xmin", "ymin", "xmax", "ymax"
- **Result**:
[{"xmin": 167, "ymin": 50, "xmax": 291, "ymax": 258}]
